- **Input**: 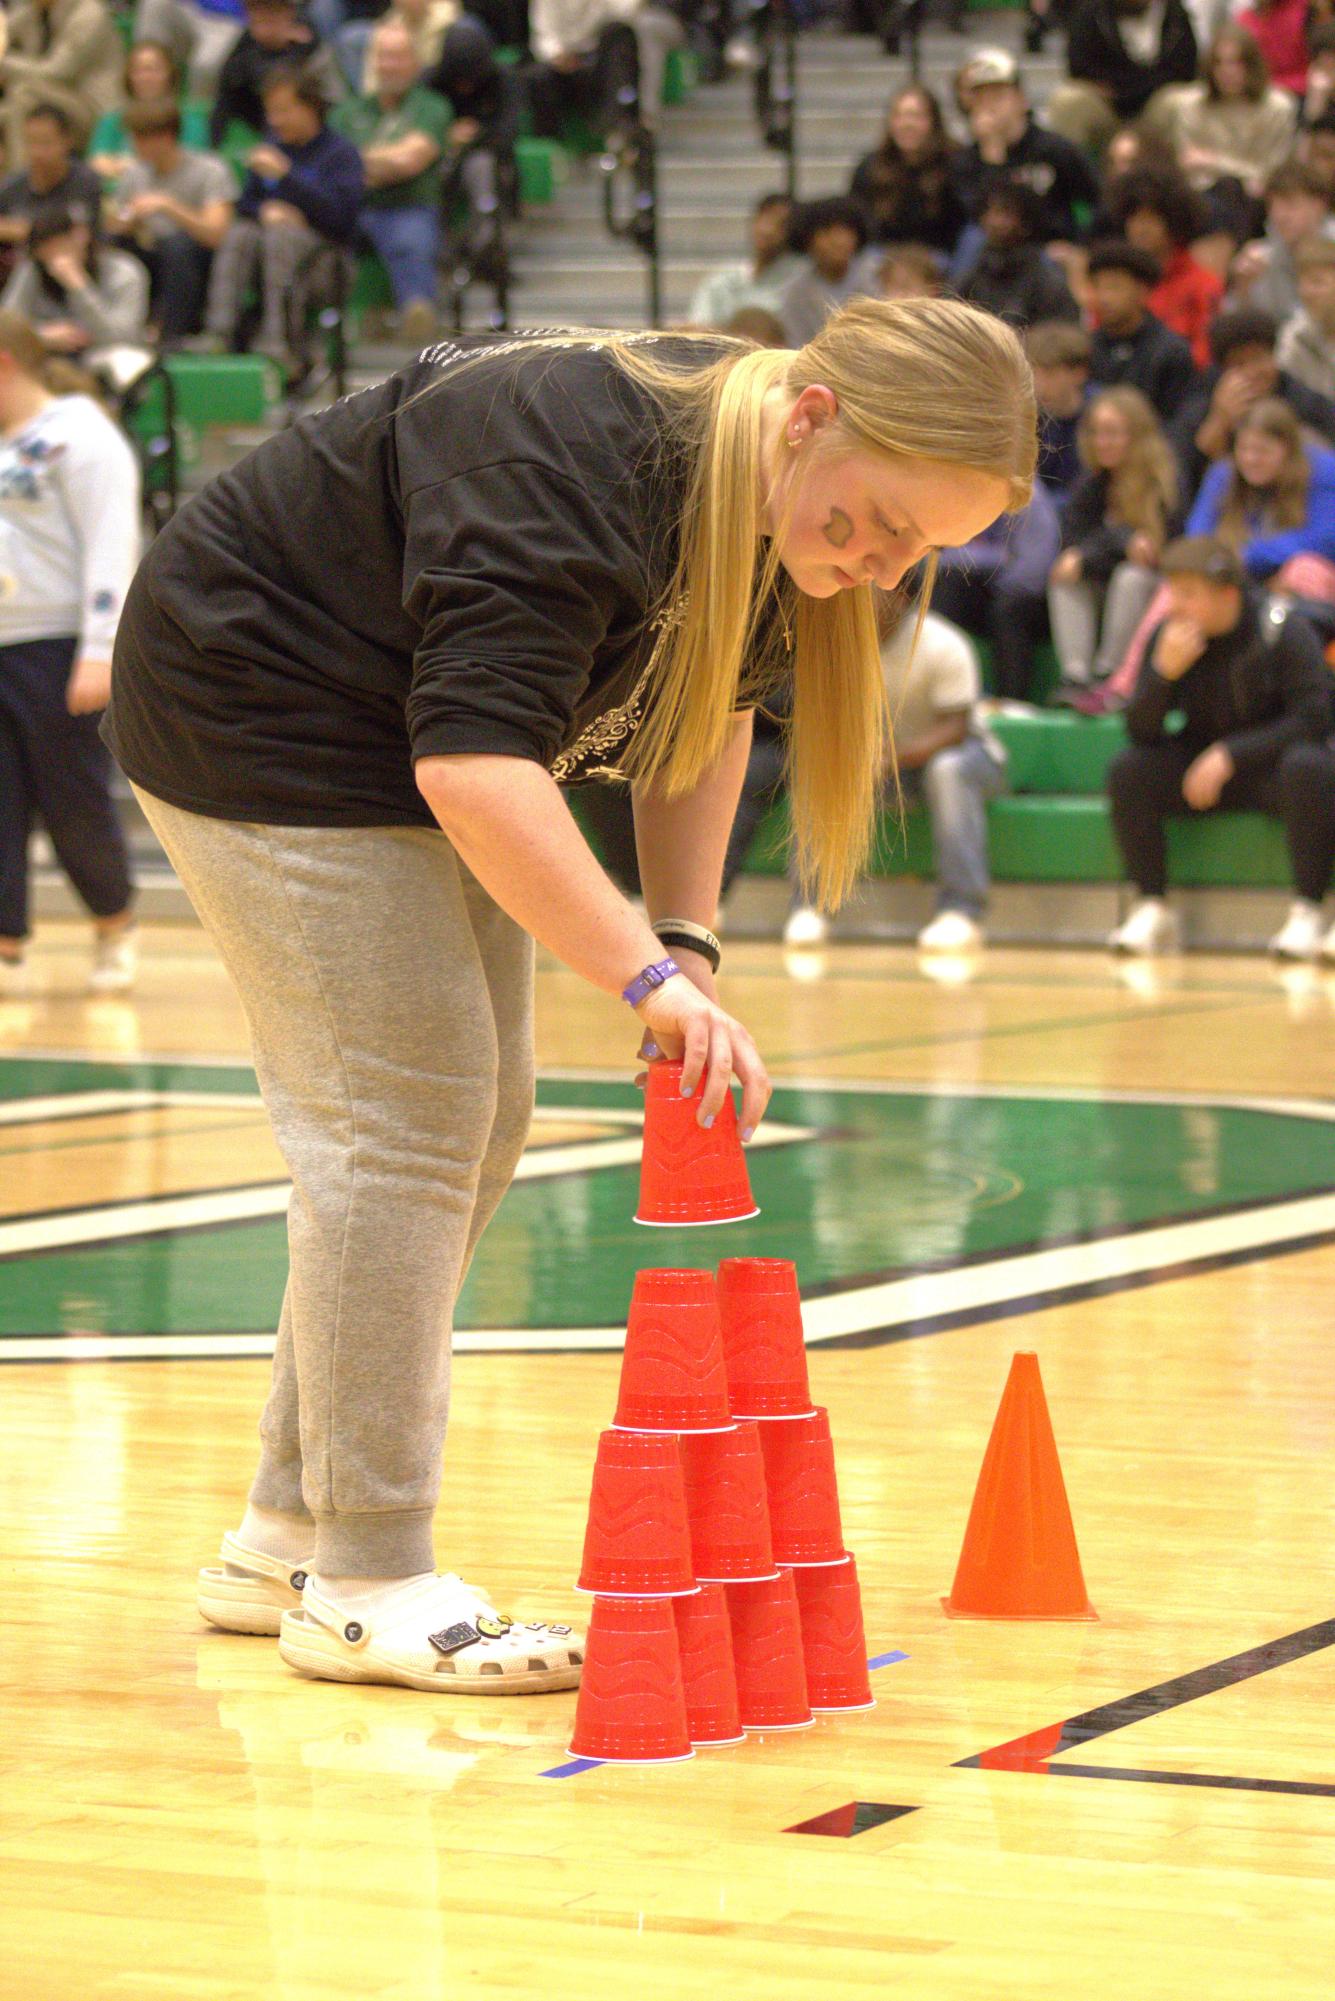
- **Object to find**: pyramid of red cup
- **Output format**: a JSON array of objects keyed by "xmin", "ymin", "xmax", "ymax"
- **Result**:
[{"xmin": 568, "ymin": 1255, "xmax": 875, "ymax": 1765}]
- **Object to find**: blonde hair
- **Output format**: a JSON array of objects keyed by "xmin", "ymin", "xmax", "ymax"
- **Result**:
[
  {"xmin": 1079, "ymin": 385, "xmax": 1177, "ymax": 542},
  {"xmin": 1218, "ymin": 397, "xmax": 1309, "ymax": 546},
  {"xmin": 0, "ymin": 308, "xmax": 99, "ymax": 398},
  {"xmin": 425, "ymin": 298, "xmax": 1036, "ymax": 906}
]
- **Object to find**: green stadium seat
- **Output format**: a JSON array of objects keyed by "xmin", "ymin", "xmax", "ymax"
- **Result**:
[
  {"xmin": 515, "ymin": 135, "xmax": 567, "ymax": 204},
  {"xmin": 163, "ymin": 353, "xmax": 283, "ymax": 428},
  {"xmin": 662, "ymin": 46, "xmax": 698, "ymax": 105}
]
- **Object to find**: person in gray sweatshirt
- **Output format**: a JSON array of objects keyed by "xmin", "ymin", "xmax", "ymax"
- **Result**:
[
  {"xmin": 0, "ymin": 206, "xmax": 150, "ymax": 359},
  {"xmin": 0, "ymin": 310, "xmax": 142, "ymax": 995}
]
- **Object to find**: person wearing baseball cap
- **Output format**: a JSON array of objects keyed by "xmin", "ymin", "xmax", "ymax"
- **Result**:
[
  {"xmin": 951, "ymin": 48, "xmax": 1099, "ymax": 251},
  {"xmin": 1106, "ymin": 533, "xmax": 1335, "ymax": 957}
]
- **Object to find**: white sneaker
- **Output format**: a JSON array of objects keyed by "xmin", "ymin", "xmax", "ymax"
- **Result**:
[
  {"xmin": 89, "ymin": 928, "xmax": 137, "ymax": 995},
  {"xmin": 1321, "ymin": 919, "xmax": 1335, "ymax": 965},
  {"xmin": 783, "ymin": 906, "xmax": 830, "ymax": 948},
  {"xmin": 0, "ymin": 954, "xmax": 28, "ymax": 999},
  {"xmin": 917, "ymin": 910, "xmax": 983, "ymax": 953},
  {"xmin": 1270, "ymin": 899, "xmax": 1324, "ymax": 961},
  {"xmin": 1108, "ymin": 898, "xmax": 1180, "ymax": 955}
]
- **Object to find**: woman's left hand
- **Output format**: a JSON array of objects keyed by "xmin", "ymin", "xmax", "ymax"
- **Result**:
[{"xmin": 66, "ymin": 656, "xmax": 112, "ymax": 714}]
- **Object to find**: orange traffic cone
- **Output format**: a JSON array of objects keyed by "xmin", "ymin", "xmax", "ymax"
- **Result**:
[{"xmin": 943, "ymin": 1352, "xmax": 1097, "ymax": 1621}]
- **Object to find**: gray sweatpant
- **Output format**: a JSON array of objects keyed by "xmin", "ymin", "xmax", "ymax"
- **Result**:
[{"xmin": 134, "ymin": 788, "xmax": 535, "ymax": 1576}]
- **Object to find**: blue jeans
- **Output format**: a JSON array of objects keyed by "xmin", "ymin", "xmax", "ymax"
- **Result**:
[
  {"xmin": 360, "ymin": 204, "xmax": 440, "ymax": 309},
  {"xmin": 901, "ymin": 734, "xmax": 1006, "ymax": 919}
]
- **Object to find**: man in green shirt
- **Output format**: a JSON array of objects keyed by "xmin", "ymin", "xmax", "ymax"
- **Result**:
[{"xmin": 332, "ymin": 18, "xmax": 450, "ymax": 341}]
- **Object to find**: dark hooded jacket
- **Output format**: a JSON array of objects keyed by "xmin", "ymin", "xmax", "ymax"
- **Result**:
[
  {"xmin": 427, "ymin": 18, "xmax": 521, "ymax": 150},
  {"xmin": 1065, "ymin": 0, "xmax": 1198, "ymax": 119}
]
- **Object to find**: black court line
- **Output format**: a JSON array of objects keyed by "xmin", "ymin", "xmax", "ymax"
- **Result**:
[
  {"xmin": 957, "ymin": 1616, "xmax": 1335, "ymax": 1799},
  {"xmin": 786, "ymin": 1801, "xmax": 920, "ymax": 1837}
]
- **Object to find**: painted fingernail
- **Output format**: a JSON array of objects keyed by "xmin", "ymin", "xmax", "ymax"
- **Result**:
[
  {"xmin": 680, "ymin": 1079, "xmax": 693, "ymax": 1097},
  {"xmin": 701, "ymin": 1114, "xmax": 715, "ymax": 1129},
  {"xmin": 741, "ymin": 1126, "xmax": 754, "ymax": 1142},
  {"xmin": 643, "ymin": 1040, "xmax": 660, "ymax": 1058}
]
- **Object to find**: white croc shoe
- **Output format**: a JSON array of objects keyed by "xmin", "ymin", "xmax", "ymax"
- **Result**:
[
  {"xmin": 278, "ymin": 1574, "xmax": 583, "ymax": 1695},
  {"xmin": 1108, "ymin": 898, "xmax": 1181, "ymax": 956},
  {"xmin": 198, "ymin": 1532, "xmax": 312, "ymax": 1636},
  {"xmin": 917, "ymin": 910, "xmax": 983, "ymax": 953}
]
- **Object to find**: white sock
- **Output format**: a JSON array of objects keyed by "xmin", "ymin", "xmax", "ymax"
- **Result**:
[
  {"xmin": 311, "ymin": 1570, "xmax": 440, "ymax": 1620},
  {"xmin": 237, "ymin": 1503, "xmax": 314, "ymax": 1563}
]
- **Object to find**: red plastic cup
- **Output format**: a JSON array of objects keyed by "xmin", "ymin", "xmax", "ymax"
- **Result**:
[
  {"xmin": 673, "ymin": 1583, "xmax": 745, "ymax": 1747},
  {"xmin": 715, "ymin": 1258, "xmax": 815, "ymax": 1419},
  {"xmin": 791, "ymin": 1554, "xmax": 875, "ymax": 1712},
  {"xmin": 635, "ymin": 1059, "xmax": 759, "ymax": 1228},
  {"xmin": 679, "ymin": 1421, "xmax": 779, "ymax": 1583},
  {"xmin": 759, "ymin": 1405, "xmax": 847, "ymax": 1567},
  {"xmin": 568, "ymin": 1596, "xmax": 694, "ymax": 1764},
  {"xmin": 577, "ymin": 1429, "xmax": 697, "ymax": 1598},
  {"xmin": 726, "ymin": 1570, "xmax": 813, "ymax": 1731},
  {"xmin": 614, "ymin": 1268, "xmax": 733, "ymax": 1434}
]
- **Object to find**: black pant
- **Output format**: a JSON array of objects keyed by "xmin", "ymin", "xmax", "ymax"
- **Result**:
[
  {"xmin": 0, "ymin": 637, "xmax": 134, "ymax": 939},
  {"xmin": 1108, "ymin": 737, "xmax": 1335, "ymax": 902},
  {"xmin": 931, "ymin": 568, "xmax": 1048, "ymax": 703},
  {"xmin": 575, "ymin": 733, "xmax": 787, "ymax": 899},
  {"xmin": 119, "ymin": 229, "xmax": 214, "ymax": 342},
  {"xmin": 524, "ymin": 24, "xmax": 640, "ymax": 140}
]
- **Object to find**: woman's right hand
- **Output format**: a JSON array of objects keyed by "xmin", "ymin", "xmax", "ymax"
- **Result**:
[{"xmin": 636, "ymin": 972, "xmax": 771, "ymax": 1140}]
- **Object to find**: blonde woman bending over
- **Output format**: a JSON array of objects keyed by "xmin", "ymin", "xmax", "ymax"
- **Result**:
[
  {"xmin": 1048, "ymin": 383, "xmax": 1178, "ymax": 703},
  {"xmin": 104, "ymin": 300, "xmax": 1035, "ymax": 1696}
]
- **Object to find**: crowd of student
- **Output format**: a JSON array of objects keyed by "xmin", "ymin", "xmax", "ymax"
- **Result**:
[{"xmin": 2, "ymin": 0, "xmax": 1335, "ymax": 982}]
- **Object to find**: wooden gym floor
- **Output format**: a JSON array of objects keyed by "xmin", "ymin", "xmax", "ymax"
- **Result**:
[{"xmin": 2, "ymin": 921, "xmax": 1334, "ymax": 1999}]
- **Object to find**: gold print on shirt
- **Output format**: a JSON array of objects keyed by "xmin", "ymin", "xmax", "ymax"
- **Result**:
[{"xmin": 548, "ymin": 593, "xmax": 689, "ymax": 785}]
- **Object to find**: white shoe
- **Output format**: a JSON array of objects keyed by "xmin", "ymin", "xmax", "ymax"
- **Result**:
[
  {"xmin": 783, "ymin": 906, "xmax": 830, "ymax": 948},
  {"xmin": 0, "ymin": 953, "xmax": 28, "ymax": 998},
  {"xmin": 1322, "ymin": 919, "xmax": 1335, "ymax": 965},
  {"xmin": 89, "ymin": 928, "xmax": 137, "ymax": 995},
  {"xmin": 1270, "ymin": 899, "xmax": 1324, "ymax": 961},
  {"xmin": 198, "ymin": 1531, "xmax": 313, "ymax": 1636},
  {"xmin": 1108, "ymin": 898, "xmax": 1180, "ymax": 956},
  {"xmin": 917, "ymin": 910, "xmax": 983, "ymax": 953}
]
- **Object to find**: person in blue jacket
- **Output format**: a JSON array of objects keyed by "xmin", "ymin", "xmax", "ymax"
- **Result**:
[
  {"xmin": 930, "ymin": 478, "xmax": 1061, "ymax": 700},
  {"xmin": 203, "ymin": 58, "xmax": 363, "ymax": 370},
  {"xmin": 1186, "ymin": 397, "xmax": 1335, "ymax": 595}
]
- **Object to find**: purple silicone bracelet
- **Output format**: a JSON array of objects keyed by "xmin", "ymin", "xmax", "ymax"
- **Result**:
[{"xmin": 622, "ymin": 957, "xmax": 681, "ymax": 1008}]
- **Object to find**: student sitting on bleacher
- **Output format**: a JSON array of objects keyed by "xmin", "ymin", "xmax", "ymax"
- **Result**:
[
  {"xmin": 1171, "ymin": 306, "xmax": 1335, "ymax": 506},
  {"xmin": 778, "ymin": 198, "xmax": 870, "ymax": 349},
  {"xmin": 133, "ymin": 0, "xmax": 247, "ymax": 101},
  {"xmin": 333, "ymin": 19, "xmax": 449, "ymax": 344},
  {"xmin": 950, "ymin": 48, "xmax": 1098, "ymax": 251},
  {"xmin": 346, "ymin": 0, "xmax": 458, "ymax": 92},
  {"xmin": 1027, "ymin": 319, "xmax": 1093, "ymax": 499},
  {"xmin": 109, "ymin": 101, "xmax": 237, "ymax": 342},
  {"xmin": 1048, "ymin": 385, "xmax": 1178, "ymax": 702},
  {"xmin": 1104, "ymin": 168, "xmax": 1223, "ymax": 368},
  {"xmin": 89, "ymin": 40, "xmax": 213, "ymax": 180},
  {"xmin": 1186, "ymin": 397, "xmax": 1335, "ymax": 602},
  {"xmin": 1087, "ymin": 239, "xmax": 1197, "ymax": 422},
  {"xmin": 847, "ymin": 84, "xmax": 966, "ymax": 260},
  {"xmin": 1163, "ymin": 25, "xmax": 1296, "ymax": 244},
  {"xmin": 1106, "ymin": 534, "xmax": 1335, "ymax": 959},
  {"xmin": 2, "ymin": 0, "xmax": 123, "ymax": 167},
  {"xmin": 0, "ymin": 205, "xmax": 150, "ymax": 358},
  {"xmin": 204, "ymin": 59, "xmax": 363, "ymax": 370},
  {"xmin": 0, "ymin": 103, "xmax": 105, "ymax": 273},
  {"xmin": 524, "ymin": 0, "xmax": 642, "ymax": 146},
  {"xmin": 785, "ymin": 601, "xmax": 1009, "ymax": 957},
  {"xmin": 427, "ymin": 16, "xmax": 522, "ymax": 280},
  {"xmin": 686, "ymin": 192, "xmax": 801, "ymax": 329},
  {"xmin": 208, "ymin": 0, "xmax": 345, "ymax": 148},
  {"xmin": 1226, "ymin": 160, "xmax": 1335, "ymax": 327},
  {"xmin": 958, "ymin": 178, "xmax": 1081, "ymax": 332},
  {"xmin": 1276, "ymin": 236, "xmax": 1335, "ymax": 400},
  {"xmin": 1048, "ymin": 0, "xmax": 1198, "ymax": 158},
  {"xmin": 932, "ymin": 479, "xmax": 1061, "ymax": 705}
]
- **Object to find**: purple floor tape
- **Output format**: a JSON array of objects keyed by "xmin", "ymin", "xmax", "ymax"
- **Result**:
[
  {"xmin": 541, "ymin": 1756, "xmax": 604, "ymax": 1778},
  {"xmin": 867, "ymin": 1649, "xmax": 910, "ymax": 1671}
]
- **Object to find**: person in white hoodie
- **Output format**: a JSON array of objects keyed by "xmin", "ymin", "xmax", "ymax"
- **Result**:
[{"xmin": 0, "ymin": 311, "xmax": 142, "ymax": 996}]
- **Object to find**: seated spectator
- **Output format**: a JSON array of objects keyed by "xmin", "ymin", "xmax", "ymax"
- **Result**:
[
  {"xmin": 932, "ymin": 480, "xmax": 1061, "ymax": 703},
  {"xmin": 333, "ymin": 20, "xmax": 448, "ymax": 342},
  {"xmin": 847, "ymin": 85, "xmax": 966, "ymax": 259},
  {"xmin": 1186, "ymin": 397, "xmax": 1335, "ymax": 599},
  {"xmin": 427, "ymin": 16, "xmax": 521, "ymax": 275},
  {"xmin": 209, "ymin": 0, "xmax": 345, "ymax": 149},
  {"xmin": 951, "ymin": 48, "xmax": 1099, "ymax": 249},
  {"xmin": 722, "ymin": 305, "xmax": 786, "ymax": 345},
  {"xmin": 1227, "ymin": 160, "xmax": 1335, "ymax": 325},
  {"xmin": 0, "ymin": 206, "xmax": 151, "ymax": 357},
  {"xmin": 778, "ymin": 198, "xmax": 870, "ymax": 348},
  {"xmin": 89, "ymin": 41, "xmax": 213, "ymax": 181},
  {"xmin": 1299, "ymin": 108, "xmax": 1335, "ymax": 199},
  {"xmin": 958, "ymin": 178, "xmax": 1081, "ymax": 330},
  {"xmin": 1164, "ymin": 26, "xmax": 1296, "ymax": 242},
  {"xmin": 1048, "ymin": 0, "xmax": 1198, "ymax": 158},
  {"xmin": 1107, "ymin": 535, "xmax": 1335, "ymax": 959},
  {"xmin": 132, "ymin": 0, "xmax": 248, "ymax": 101},
  {"xmin": 1048, "ymin": 385, "xmax": 1178, "ymax": 697},
  {"xmin": 1105, "ymin": 168, "xmax": 1223, "ymax": 366},
  {"xmin": 1236, "ymin": 0, "xmax": 1308, "ymax": 96},
  {"xmin": 524, "ymin": 0, "xmax": 642, "ymax": 145},
  {"xmin": 109, "ymin": 101, "xmax": 236, "ymax": 343},
  {"xmin": 204, "ymin": 60, "xmax": 363, "ymax": 371},
  {"xmin": 1027, "ymin": 318, "xmax": 1093, "ymax": 498},
  {"xmin": 687, "ymin": 192, "xmax": 801, "ymax": 329},
  {"xmin": 1302, "ymin": 27, "xmax": 1335, "ymax": 138},
  {"xmin": 0, "ymin": 105, "xmax": 105, "ymax": 266},
  {"xmin": 786, "ymin": 600, "xmax": 1009, "ymax": 955},
  {"xmin": 355, "ymin": 0, "xmax": 459, "ymax": 89},
  {"xmin": 1087, "ymin": 239, "xmax": 1197, "ymax": 420},
  {"xmin": 2, "ymin": 0, "xmax": 123, "ymax": 167},
  {"xmin": 1278, "ymin": 236, "xmax": 1335, "ymax": 399},
  {"xmin": 875, "ymin": 242, "xmax": 944, "ymax": 302},
  {"xmin": 1174, "ymin": 306, "xmax": 1335, "ymax": 499}
]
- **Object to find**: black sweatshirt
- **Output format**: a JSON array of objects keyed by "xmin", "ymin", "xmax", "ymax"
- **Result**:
[
  {"xmin": 1065, "ymin": 0, "xmax": 1198, "ymax": 120},
  {"xmin": 1126, "ymin": 595, "xmax": 1333, "ymax": 772},
  {"xmin": 951, "ymin": 119, "xmax": 1099, "ymax": 244},
  {"xmin": 1089, "ymin": 311, "xmax": 1197, "ymax": 421},
  {"xmin": 105, "ymin": 334, "xmax": 736, "ymax": 826}
]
